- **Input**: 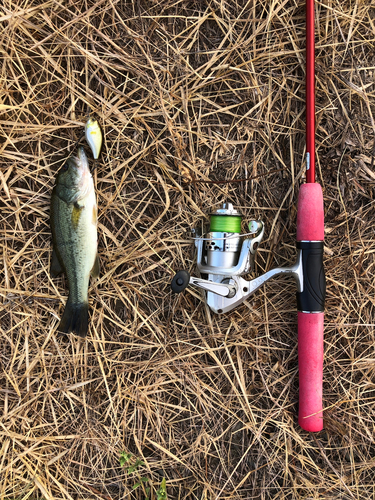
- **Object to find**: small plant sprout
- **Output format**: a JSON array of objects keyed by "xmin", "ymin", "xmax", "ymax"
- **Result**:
[
  {"xmin": 120, "ymin": 452, "xmax": 150, "ymax": 498},
  {"xmin": 119, "ymin": 451, "xmax": 132, "ymax": 467},
  {"xmin": 156, "ymin": 478, "xmax": 167, "ymax": 500},
  {"xmin": 119, "ymin": 452, "xmax": 167, "ymax": 499}
]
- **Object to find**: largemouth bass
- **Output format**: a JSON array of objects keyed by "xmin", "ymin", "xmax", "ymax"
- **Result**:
[{"xmin": 50, "ymin": 147, "xmax": 99, "ymax": 336}]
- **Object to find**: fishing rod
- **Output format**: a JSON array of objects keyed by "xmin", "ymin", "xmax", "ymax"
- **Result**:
[
  {"xmin": 170, "ymin": 0, "xmax": 325, "ymax": 432},
  {"xmin": 296, "ymin": 0, "xmax": 325, "ymax": 432}
]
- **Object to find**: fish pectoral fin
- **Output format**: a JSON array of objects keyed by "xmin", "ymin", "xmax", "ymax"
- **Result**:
[
  {"xmin": 71, "ymin": 203, "xmax": 84, "ymax": 229},
  {"xmin": 91, "ymin": 254, "xmax": 100, "ymax": 278},
  {"xmin": 50, "ymin": 248, "xmax": 64, "ymax": 277}
]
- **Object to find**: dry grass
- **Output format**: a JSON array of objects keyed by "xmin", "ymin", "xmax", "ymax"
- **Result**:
[{"xmin": 1, "ymin": 0, "xmax": 375, "ymax": 498}]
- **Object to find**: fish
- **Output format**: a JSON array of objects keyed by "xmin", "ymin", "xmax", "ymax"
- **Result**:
[
  {"xmin": 85, "ymin": 118, "xmax": 102, "ymax": 159},
  {"xmin": 50, "ymin": 147, "xmax": 99, "ymax": 336}
]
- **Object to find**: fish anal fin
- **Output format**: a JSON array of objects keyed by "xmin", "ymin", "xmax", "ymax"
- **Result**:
[
  {"xmin": 50, "ymin": 248, "xmax": 64, "ymax": 278},
  {"xmin": 91, "ymin": 254, "xmax": 100, "ymax": 278}
]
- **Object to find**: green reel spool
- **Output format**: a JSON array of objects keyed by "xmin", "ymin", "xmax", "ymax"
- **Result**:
[{"xmin": 209, "ymin": 215, "xmax": 242, "ymax": 233}]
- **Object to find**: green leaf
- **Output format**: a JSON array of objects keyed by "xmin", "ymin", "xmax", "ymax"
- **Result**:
[
  {"xmin": 156, "ymin": 477, "xmax": 167, "ymax": 500},
  {"xmin": 120, "ymin": 452, "xmax": 132, "ymax": 466},
  {"xmin": 127, "ymin": 465, "xmax": 137, "ymax": 473}
]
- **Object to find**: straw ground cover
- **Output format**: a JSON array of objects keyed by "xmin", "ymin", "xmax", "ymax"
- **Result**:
[{"xmin": 1, "ymin": 0, "xmax": 375, "ymax": 498}]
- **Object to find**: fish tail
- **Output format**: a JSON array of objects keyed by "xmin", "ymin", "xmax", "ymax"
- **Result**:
[{"xmin": 58, "ymin": 299, "xmax": 89, "ymax": 337}]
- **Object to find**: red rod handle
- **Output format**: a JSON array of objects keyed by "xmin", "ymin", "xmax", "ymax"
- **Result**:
[
  {"xmin": 296, "ymin": 183, "xmax": 325, "ymax": 432},
  {"xmin": 298, "ymin": 312, "xmax": 324, "ymax": 431},
  {"xmin": 306, "ymin": 0, "xmax": 315, "ymax": 183}
]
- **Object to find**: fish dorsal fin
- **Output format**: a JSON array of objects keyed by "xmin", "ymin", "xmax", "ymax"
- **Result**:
[
  {"xmin": 50, "ymin": 248, "xmax": 64, "ymax": 278},
  {"xmin": 91, "ymin": 254, "xmax": 100, "ymax": 278}
]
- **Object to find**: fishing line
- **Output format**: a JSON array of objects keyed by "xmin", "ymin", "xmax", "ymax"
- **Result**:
[{"xmin": 209, "ymin": 215, "xmax": 242, "ymax": 233}]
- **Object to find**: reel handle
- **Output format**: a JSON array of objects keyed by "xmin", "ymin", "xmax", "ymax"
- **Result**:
[
  {"xmin": 296, "ymin": 183, "xmax": 325, "ymax": 432},
  {"xmin": 171, "ymin": 270, "xmax": 190, "ymax": 293},
  {"xmin": 171, "ymin": 270, "xmax": 236, "ymax": 298}
]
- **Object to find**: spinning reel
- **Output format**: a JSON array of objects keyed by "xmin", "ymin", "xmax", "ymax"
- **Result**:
[{"xmin": 171, "ymin": 202, "xmax": 324, "ymax": 316}]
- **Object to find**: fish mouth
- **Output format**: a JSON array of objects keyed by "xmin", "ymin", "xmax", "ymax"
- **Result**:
[
  {"xmin": 67, "ymin": 147, "xmax": 89, "ymax": 174},
  {"xmin": 62, "ymin": 146, "xmax": 90, "ymax": 193},
  {"xmin": 77, "ymin": 146, "xmax": 88, "ymax": 165}
]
